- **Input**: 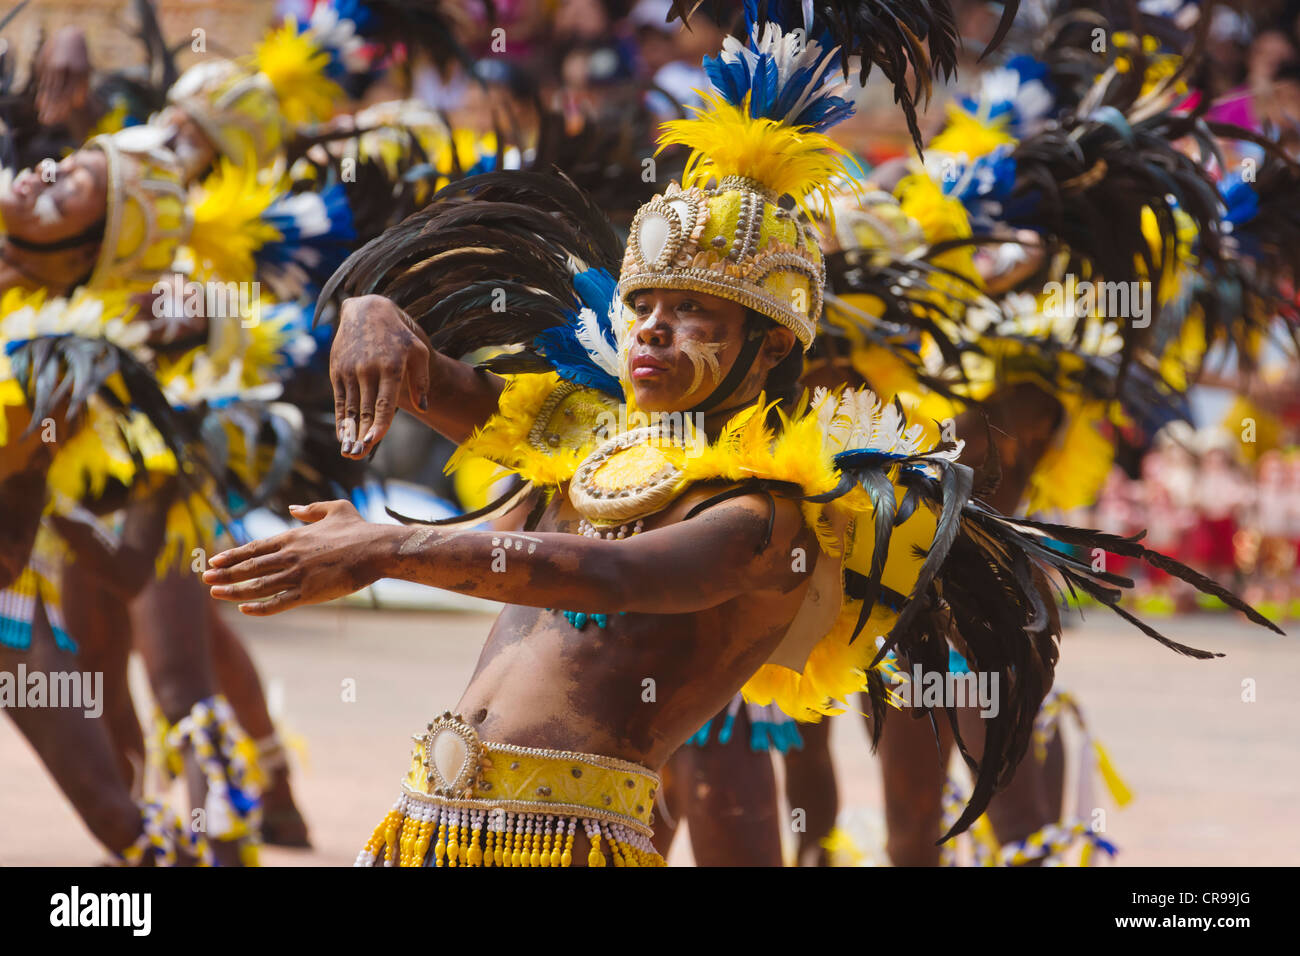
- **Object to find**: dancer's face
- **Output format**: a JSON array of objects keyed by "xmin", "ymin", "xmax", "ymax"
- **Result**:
[
  {"xmin": 625, "ymin": 289, "xmax": 794, "ymax": 413},
  {"xmin": 0, "ymin": 148, "xmax": 107, "ymax": 244}
]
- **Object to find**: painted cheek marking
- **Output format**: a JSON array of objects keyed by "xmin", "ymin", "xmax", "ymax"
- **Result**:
[{"xmin": 677, "ymin": 338, "xmax": 727, "ymax": 394}]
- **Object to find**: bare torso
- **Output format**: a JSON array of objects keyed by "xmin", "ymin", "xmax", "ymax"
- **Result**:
[{"xmin": 454, "ymin": 483, "xmax": 817, "ymax": 770}]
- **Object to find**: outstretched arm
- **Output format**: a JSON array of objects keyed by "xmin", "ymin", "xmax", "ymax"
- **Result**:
[
  {"xmin": 330, "ymin": 295, "xmax": 505, "ymax": 458},
  {"xmin": 203, "ymin": 496, "xmax": 814, "ymax": 617}
]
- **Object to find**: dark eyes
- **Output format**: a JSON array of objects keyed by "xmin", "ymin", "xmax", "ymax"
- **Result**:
[{"xmin": 633, "ymin": 299, "xmax": 702, "ymax": 316}]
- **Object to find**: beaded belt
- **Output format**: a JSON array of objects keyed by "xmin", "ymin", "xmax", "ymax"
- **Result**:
[{"xmin": 356, "ymin": 712, "xmax": 665, "ymax": 867}]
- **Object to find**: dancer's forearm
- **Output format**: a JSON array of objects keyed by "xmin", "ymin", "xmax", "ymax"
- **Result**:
[
  {"xmin": 397, "ymin": 350, "xmax": 505, "ymax": 444},
  {"xmin": 373, "ymin": 525, "xmax": 736, "ymax": 613},
  {"xmin": 204, "ymin": 495, "xmax": 809, "ymax": 617}
]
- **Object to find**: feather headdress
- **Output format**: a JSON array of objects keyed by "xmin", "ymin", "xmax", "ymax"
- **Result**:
[{"xmin": 667, "ymin": 0, "xmax": 1020, "ymax": 153}]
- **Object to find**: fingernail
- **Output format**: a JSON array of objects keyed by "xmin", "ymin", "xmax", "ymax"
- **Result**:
[
  {"xmin": 417, "ymin": 394, "xmax": 429, "ymax": 411},
  {"xmin": 362, "ymin": 427, "xmax": 376, "ymax": 445}
]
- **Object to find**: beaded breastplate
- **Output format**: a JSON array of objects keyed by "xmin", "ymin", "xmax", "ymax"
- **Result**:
[{"xmin": 567, "ymin": 424, "xmax": 691, "ymax": 538}]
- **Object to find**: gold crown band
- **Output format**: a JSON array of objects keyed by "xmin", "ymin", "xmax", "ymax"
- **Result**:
[{"xmin": 618, "ymin": 181, "xmax": 823, "ymax": 350}]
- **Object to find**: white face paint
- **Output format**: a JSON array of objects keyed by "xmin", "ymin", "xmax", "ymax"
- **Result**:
[
  {"xmin": 33, "ymin": 191, "xmax": 63, "ymax": 226},
  {"xmin": 677, "ymin": 338, "xmax": 727, "ymax": 394}
]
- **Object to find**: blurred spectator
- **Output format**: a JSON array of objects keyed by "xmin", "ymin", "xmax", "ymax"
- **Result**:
[
  {"xmin": 629, "ymin": 0, "xmax": 716, "ymax": 117},
  {"xmin": 1089, "ymin": 425, "xmax": 1300, "ymax": 619}
]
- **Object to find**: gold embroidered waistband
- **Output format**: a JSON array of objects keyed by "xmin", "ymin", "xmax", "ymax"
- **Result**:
[
  {"xmin": 403, "ymin": 712, "xmax": 659, "ymax": 832},
  {"xmin": 354, "ymin": 713, "xmax": 666, "ymax": 867}
]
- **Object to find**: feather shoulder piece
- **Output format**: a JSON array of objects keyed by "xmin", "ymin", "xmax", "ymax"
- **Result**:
[{"xmin": 446, "ymin": 372, "xmax": 621, "ymax": 492}]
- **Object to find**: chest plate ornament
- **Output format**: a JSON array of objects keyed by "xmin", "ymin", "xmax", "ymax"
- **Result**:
[{"xmin": 568, "ymin": 425, "xmax": 688, "ymax": 527}]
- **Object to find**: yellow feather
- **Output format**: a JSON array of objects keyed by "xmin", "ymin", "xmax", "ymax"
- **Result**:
[
  {"xmin": 929, "ymin": 102, "xmax": 1017, "ymax": 158},
  {"xmin": 446, "ymin": 373, "xmax": 603, "ymax": 487},
  {"xmin": 1024, "ymin": 397, "xmax": 1117, "ymax": 515},
  {"xmin": 187, "ymin": 159, "xmax": 282, "ymax": 282},
  {"xmin": 742, "ymin": 602, "xmax": 901, "ymax": 720},
  {"xmin": 658, "ymin": 92, "xmax": 854, "ymax": 222},
  {"xmin": 894, "ymin": 172, "xmax": 981, "ymax": 291},
  {"xmin": 155, "ymin": 492, "xmax": 219, "ymax": 578},
  {"xmin": 0, "ymin": 378, "xmax": 24, "ymax": 447},
  {"xmin": 252, "ymin": 21, "xmax": 341, "ymax": 128}
]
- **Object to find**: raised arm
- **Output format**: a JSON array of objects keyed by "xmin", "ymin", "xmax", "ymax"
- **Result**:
[
  {"xmin": 331, "ymin": 294, "xmax": 506, "ymax": 458},
  {"xmin": 203, "ymin": 495, "xmax": 814, "ymax": 617}
]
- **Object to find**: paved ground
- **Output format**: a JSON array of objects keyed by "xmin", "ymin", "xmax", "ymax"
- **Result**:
[{"xmin": 2, "ymin": 606, "xmax": 1297, "ymax": 866}]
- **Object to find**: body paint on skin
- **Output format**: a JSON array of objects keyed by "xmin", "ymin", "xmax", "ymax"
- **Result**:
[
  {"xmin": 397, "ymin": 527, "xmax": 438, "ymax": 556},
  {"xmin": 678, "ymin": 338, "xmax": 726, "ymax": 393}
]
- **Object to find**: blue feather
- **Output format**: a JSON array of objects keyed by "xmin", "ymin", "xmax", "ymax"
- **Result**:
[
  {"xmin": 257, "ymin": 184, "xmax": 357, "ymax": 295},
  {"xmin": 702, "ymin": 48, "xmax": 751, "ymax": 106},
  {"xmin": 531, "ymin": 328, "xmax": 623, "ymax": 398},
  {"xmin": 703, "ymin": 0, "xmax": 854, "ymax": 132},
  {"xmin": 1219, "ymin": 174, "xmax": 1259, "ymax": 227},
  {"xmin": 573, "ymin": 267, "xmax": 617, "ymax": 316},
  {"xmin": 528, "ymin": 267, "xmax": 622, "ymax": 396}
]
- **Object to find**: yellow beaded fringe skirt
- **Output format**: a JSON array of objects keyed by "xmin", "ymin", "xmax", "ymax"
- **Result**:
[{"xmin": 355, "ymin": 712, "xmax": 665, "ymax": 867}]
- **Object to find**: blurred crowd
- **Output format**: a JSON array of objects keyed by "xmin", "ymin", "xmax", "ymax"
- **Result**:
[
  {"xmin": 1089, "ymin": 428, "xmax": 1300, "ymax": 618},
  {"xmin": 266, "ymin": 0, "xmax": 1300, "ymax": 161},
  {"xmin": 269, "ymin": 0, "xmax": 1008, "ymax": 164}
]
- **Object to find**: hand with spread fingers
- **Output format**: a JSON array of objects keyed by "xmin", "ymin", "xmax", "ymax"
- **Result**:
[
  {"xmin": 204, "ymin": 499, "xmax": 394, "ymax": 615},
  {"xmin": 330, "ymin": 295, "xmax": 433, "ymax": 461}
]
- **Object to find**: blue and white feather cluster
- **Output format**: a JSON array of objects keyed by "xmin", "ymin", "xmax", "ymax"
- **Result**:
[
  {"xmin": 702, "ymin": 0, "xmax": 855, "ymax": 132},
  {"xmin": 955, "ymin": 55, "xmax": 1057, "ymax": 140},
  {"xmin": 256, "ymin": 184, "xmax": 358, "ymax": 301},
  {"xmin": 530, "ymin": 268, "xmax": 623, "ymax": 399},
  {"xmin": 263, "ymin": 300, "xmax": 322, "ymax": 376},
  {"xmin": 304, "ymin": 0, "xmax": 374, "ymax": 78},
  {"xmin": 937, "ymin": 146, "xmax": 1022, "ymax": 224}
]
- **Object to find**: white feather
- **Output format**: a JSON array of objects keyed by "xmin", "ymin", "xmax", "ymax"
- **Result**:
[{"xmin": 575, "ymin": 307, "xmax": 621, "ymax": 378}]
